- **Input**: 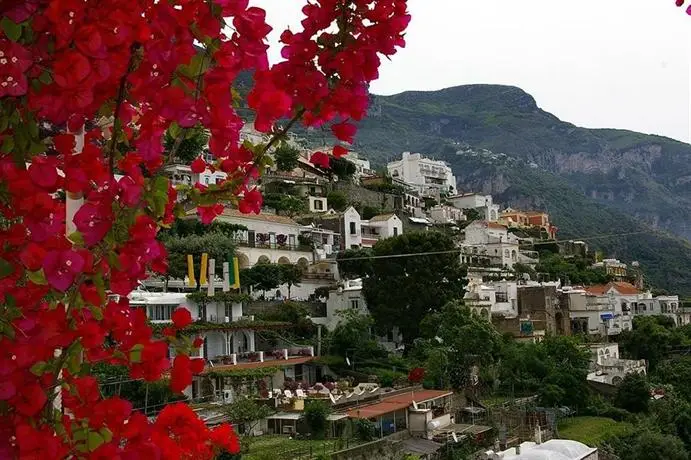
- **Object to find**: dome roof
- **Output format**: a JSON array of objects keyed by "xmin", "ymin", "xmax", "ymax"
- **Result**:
[
  {"xmin": 502, "ymin": 451, "xmax": 571, "ymax": 460},
  {"xmin": 536, "ymin": 440, "xmax": 594, "ymax": 457},
  {"xmin": 501, "ymin": 439, "xmax": 595, "ymax": 460}
]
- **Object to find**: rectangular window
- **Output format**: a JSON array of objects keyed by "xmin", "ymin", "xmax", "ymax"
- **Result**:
[
  {"xmin": 350, "ymin": 299, "xmax": 360, "ymax": 310},
  {"xmin": 496, "ymin": 292, "xmax": 509, "ymax": 303},
  {"xmin": 349, "ymin": 222, "xmax": 356, "ymax": 235},
  {"xmin": 148, "ymin": 304, "xmax": 176, "ymax": 321},
  {"xmin": 393, "ymin": 227, "xmax": 399, "ymax": 236},
  {"xmin": 315, "ymin": 200, "xmax": 324, "ymax": 210}
]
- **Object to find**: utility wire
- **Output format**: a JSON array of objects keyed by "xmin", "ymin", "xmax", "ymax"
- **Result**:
[{"xmin": 333, "ymin": 230, "xmax": 657, "ymax": 262}]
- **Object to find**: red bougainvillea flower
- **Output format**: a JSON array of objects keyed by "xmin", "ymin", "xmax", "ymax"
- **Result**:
[
  {"xmin": 333, "ymin": 145, "xmax": 348, "ymax": 158},
  {"xmin": 43, "ymin": 249, "xmax": 85, "ymax": 292},
  {"xmin": 676, "ymin": 0, "xmax": 684, "ymax": 6},
  {"xmin": 190, "ymin": 358, "xmax": 205, "ymax": 374},
  {"xmin": 191, "ymin": 157, "xmax": 207, "ymax": 174},
  {"xmin": 172, "ymin": 307, "xmax": 193, "ymax": 329},
  {"xmin": 170, "ymin": 354, "xmax": 193, "ymax": 393},
  {"xmin": 407, "ymin": 367, "xmax": 425, "ymax": 383},
  {"xmin": 310, "ymin": 151, "xmax": 331, "ymax": 169},
  {"xmin": 19, "ymin": 242, "xmax": 46, "ymax": 271},
  {"xmin": 209, "ymin": 423, "xmax": 241, "ymax": 454},
  {"xmin": 238, "ymin": 187, "xmax": 262, "ymax": 214},
  {"xmin": 73, "ymin": 201, "xmax": 114, "ymax": 246},
  {"xmin": 331, "ymin": 121, "xmax": 357, "ymax": 144},
  {"xmin": 52, "ymin": 50, "xmax": 91, "ymax": 88},
  {"xmin": 11, "ymin": 383, "xmax": 47, "ymax": 417},
  {"xmin": 197, "ymin": 204, "xmax": 224, "ymax": 224},
  {"xmin": 0, "ymin": 0, "xmax": 410, "ymax": 455},
  {"xmin": 28, "ymin": 156, "xmax": 60, "ymax": 191}
]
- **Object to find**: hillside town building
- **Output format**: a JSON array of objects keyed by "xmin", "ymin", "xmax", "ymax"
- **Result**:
[
  {"xmin": 448, "ymin": 193, "xmax": 500, "ymax": 222},
  {"xmin": 387, "ymin": 152, "xmax": 458, "ymax": 197}
]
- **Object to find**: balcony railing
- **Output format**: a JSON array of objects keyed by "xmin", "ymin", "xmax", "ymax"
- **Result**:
[
  {"xmin": 235, "ymin": 238, "xmax": 312, "ymax": 252},
  {"xmin": 303, "ymin": 272, "xmax": 336, "ymax": 281},
  {"xmin": 209, "ymin": 346, "xmax": 315, "ymax": 366}
]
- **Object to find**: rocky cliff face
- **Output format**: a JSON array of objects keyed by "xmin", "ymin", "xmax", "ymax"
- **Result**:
[
  {"xmin": 353, "ymin": 84, "xmax": 691, "ymax": 241},
  {"xmin": 344, "ymin": 83, "xmax": 691, "ymax": 295}
]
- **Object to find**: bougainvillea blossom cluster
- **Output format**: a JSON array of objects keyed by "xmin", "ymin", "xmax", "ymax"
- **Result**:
[{"xmin": 0, "ymin": 0, "xmax": 409, "ymax": 458}]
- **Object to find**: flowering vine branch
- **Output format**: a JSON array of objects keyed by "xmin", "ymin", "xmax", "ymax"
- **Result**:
[{"xmin": 0, "ymin": 0, "xmax": 410, "ymax": 458}]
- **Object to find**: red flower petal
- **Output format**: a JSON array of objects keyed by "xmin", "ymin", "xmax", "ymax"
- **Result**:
[
  {"xmin": 333, "ymin": 145, "xmax": 348, "ymax": 158},
  {"xmin": 310, "ymin": 151, "xmax": 331, "ymax": 169},
  {"xmin": 171, "ymin": 307, "xmax": 193, "ymax": 329},
  {"xmin": 191, "ymin": 157, "xmax": 207, "ymax": 174}
]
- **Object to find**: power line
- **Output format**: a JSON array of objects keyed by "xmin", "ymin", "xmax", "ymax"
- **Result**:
[{"xmin": 334, "ymin": 230, "xmax": 657, "ymax": 262}]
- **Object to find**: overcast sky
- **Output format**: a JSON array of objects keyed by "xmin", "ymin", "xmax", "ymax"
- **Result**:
[{"xmin": 251, "ymin": 1, "xmax": 691, "ymax": 143}]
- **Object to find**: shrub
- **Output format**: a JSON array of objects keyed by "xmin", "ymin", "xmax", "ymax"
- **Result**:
[
  {"xmin": 353, "ymin": 418, "xmax": 377, "ymax": 441},
  {"xmin": 302, "ymin": 400, "xmax": 332, "ymax": 439}
]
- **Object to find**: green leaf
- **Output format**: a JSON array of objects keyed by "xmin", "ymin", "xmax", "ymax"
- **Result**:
[
  {"xmin": 179, "ymin": 53, "xmax": 210, "ymax": 79},
  {"xmin": 38, "ymin": 71, "xmax": 52, "ymax": 85},
  {"xmin": 1, "ymin": 18, "xmax": 21, "ymax": 42},
  {"xmin": 86, "ymin": 431, "xmax": 105, "ymax": 451},
  {"xmin": 28, "ymin": 119, "xmax": 39, "ymax": 138},
  {"xmin": 29, "ymin": 141, "xmax": 46, "ymax": 154},
  {"xmin": 27, "ymin": 269, "xmax": 47, "ymax": 285},
  {"xmin": 147, "ymin": 175, "xmax": 170, "ymax": 217},
  {"xmin": 99, "ymin": 427, "xmax": 113, "ymax": 444},
  {"xmin": 129, "ymin": 344, "xmax": 144, "ymax": 363},
  {"xmin": 30, "ymin": 361, "xmax": 48, "ymax": 376},
  {"xmin": 168, "ymin": 121, "xmax": 182, "ymax": 140},
  {"xmin": 72, "ymin": 426, "xmax": 88, "ymax": 442},
  {"xmin": 0, "ymin": 258, "xmax": 13, "ymax": 279},
  {"xmin": 1, "ymin": 137, "xmax": 14, "ymax": 153},
  {"xmin": 89, "ymin": 304, "xmax": 104, "ymax": 321},
  {"xmin": 92, "ymin": 272, "xmax": 106, "ymax": 300},
  {"xmin": 68, "ymin": 231, "xmax": 85, "ymax": 246}
]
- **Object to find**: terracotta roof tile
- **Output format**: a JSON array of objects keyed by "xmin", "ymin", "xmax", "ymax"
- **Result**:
[
  {"xmin": 585, "ymin": 282, "xmax": 640, "ymax": 296},
  {"xmin": 369, "ymin": 213, "xmax": 396, "ymax": 223},
  {"xmin": 487, "ymin": 222, "xmax": 507, "ymax": 230},
  {"xmin": 218, "ymin": 208, "xmax": 301, "ymax": 226},
  {"xmin": 347, "ymin": 389, "xmax": 453, "ymax": 419}
]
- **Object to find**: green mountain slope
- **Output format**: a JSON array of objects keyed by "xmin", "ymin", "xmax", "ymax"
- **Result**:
[{"xmin": 348, "ymin": 85, "xmax": 691, "ymax": 295}]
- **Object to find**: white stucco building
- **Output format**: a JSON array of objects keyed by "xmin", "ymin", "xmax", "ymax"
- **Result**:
[
  {"xmin": 387, "ymin": 152, "xmax": 457, "ymax": 197},
  {"xmin": 429, "ymin": 205, "xmax": 466, "ymax": 224},
  {"xmin": 462, "ymin": 221, "xmax": 520, "ymax": 269},
  {"xmin": 564, "ymin": 285, "xmax": 633, "ymax": 336},
  {"xmin": 212, "ymin": 209, "xmax": 340, "ymax": 300},
  {"xmin": 361, "ymin": 214, "xmax": 403, "ymax": 248},
  {"xmin": 129, "ymin": 289, "xmax": 317, "ymax": 403},
  {"xmin": 312, "ymin": 279, "xmax": 403, "ymax": 351},
  {"xmin": 448, "ymin": 193, "xmax": 500, "ymax": 222},
  {"xmin": 128, "ymin": 291, "xmax": 254, "ymax": 361},
  {"xmin": 587, "ymin": 342, "xmax": 646, "ymax": 386},
  {"xmin": 308, "ymin": 195, "xmax": 328, "ymax": 213},
  {"xmin": 320, "ymin": 207, "xmax": 403, "ymax": 251},
  {"xmin": 344, "ymin": 151, "xmax": 375, "ymax": 182},
  {"xmin": 166, "ymin": 164, "xmax": 227, "ymax": 188},
  {"xmin": 464, "ymin": 275, "xmax": 518, "ymax": 320}
]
